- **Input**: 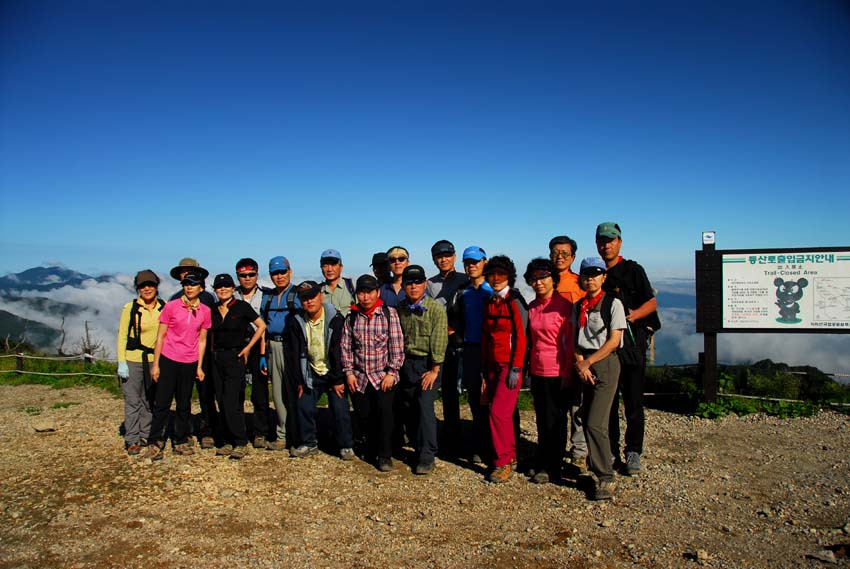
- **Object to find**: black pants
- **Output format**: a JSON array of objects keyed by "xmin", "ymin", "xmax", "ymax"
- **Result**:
[
  {"xmin": 212, "ymin": 349, "xmax": 248, "ymax": 446},
  {"xmin": 194, "ymin": 346, "xmax": 218, "ymax": 441},
  {"xmin": 530, "ymin": 375, "xmax": 567, "ymax": 474},
  {"xmin": 608, "ymin": 358, "xmax": 646, "ymax": 457},
  {"xmin": 440, "ymin": 349, "xmax": 461, "ymax": 449},
  {"xmin": 351, "ymin": 382, "xmax": 396, "ymax": 460},
  {"xmin": 245, "ymin": 343, "xmax": 271, "ymax": 439},
  {"xmin": 296, "ymin": 373, "xmax": 354, "ymax": 450},
  {"xmin": 461, "ymin": 344, "xmax": 491, "ymax": 460},
  {"xmin": 396, "ymin": 356, "xmax": 441, "ymax": 463},
  {"xmin": 149, "ymin": 355, "xmax": 196, "ymax": 445}
]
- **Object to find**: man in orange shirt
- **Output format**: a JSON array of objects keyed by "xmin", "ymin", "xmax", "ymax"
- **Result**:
[
  {"xmin": 548, "ymin": 235, "xmax": 588, "ymax": 472},
  {"xmin": 549, "ymin": 235, "xmax": 585, "ymax": 304}
]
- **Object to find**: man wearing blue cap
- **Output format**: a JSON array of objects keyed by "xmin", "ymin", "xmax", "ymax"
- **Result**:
[
  {"xmin": 260, "ymin": 255, "xmax": 302, "ymax": 451},
  {"xmin": 319, "ymin": 249, "xmax": 355, "ymax": 316},
  {"xmin": 447, "ymin": 246, "xmax": 493, "ymax": 463},
  {"xmin": 595, "ymin": 222, "xmax": 659, "ymax": 477}
]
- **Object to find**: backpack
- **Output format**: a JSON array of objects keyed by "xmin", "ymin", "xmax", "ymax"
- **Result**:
[
  {"xmin": 261, "ymin": 287, "xmax": 299, "ymax": 324},
  {"xmin": 125, "ymin": 298, "xmax": 165, "ymax": 354},
  {"xmin": 342, "ymin": 277, "xmax": 355, "ymax": 298},
  {"xmin": 576, "ymin": 293, "xmax": 647, "ymax": 365}
]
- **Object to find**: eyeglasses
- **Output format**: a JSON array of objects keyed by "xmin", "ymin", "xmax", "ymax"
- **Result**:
[
  {"xmin": 270, "ymin": 270, "xmax": 289, "ymax": 276},
  {"xmin": 388, "ymin": 256, "xmax": 408, "ymax": 263},
  {"xmin": 527, "ymin": 273, "xmax": 551, "ymax": 283},
  {"xmin": 237, "ymin": 272, "xmax": 257, "ymax": 278},
  {"xmin": 550, "ymin": 251, "xmax": 573, "ymax": 259}
]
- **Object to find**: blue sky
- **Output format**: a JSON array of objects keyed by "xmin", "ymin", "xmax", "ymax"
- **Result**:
[{"xmin": 2, "ymin": 0, "xmax": 849, "ymax": 281}]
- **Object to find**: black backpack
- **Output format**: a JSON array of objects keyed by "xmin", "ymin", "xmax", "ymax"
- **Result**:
[{"xmin": 125, "ymin": 298, "xmax": 165, "ymax": 354}]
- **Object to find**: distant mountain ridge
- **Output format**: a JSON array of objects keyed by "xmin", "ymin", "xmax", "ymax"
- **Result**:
[{"xmin": 0, "ymin": 266, "xmax": 114, "ymax": 292}]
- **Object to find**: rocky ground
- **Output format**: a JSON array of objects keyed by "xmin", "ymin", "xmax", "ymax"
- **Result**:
[{"xmin": 0, "ymin": 384, "xmax": 848, "ymax": 568}]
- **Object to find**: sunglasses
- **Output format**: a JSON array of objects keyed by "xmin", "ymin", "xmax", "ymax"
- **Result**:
[
  {"xmin": 270, "ymin": 270, "xmax": 289, "ymax": 276},
  {"xmin": 550, "ymin": 251, "xmax": 573, "ymax": 259},
  {"xmin": 463, "ymin": 258, "xmax": 483, "ymax": 265},
  {"xmin": 237, "ymin": 272, "xmax": 257, "ymax": 278},
  {"xmin": 388, "ymin": 256, "xmax": 408, "ymax": 263},
  {"xmin": 404, "ymin": 278, "xmax": 426, "ymax": 285}
]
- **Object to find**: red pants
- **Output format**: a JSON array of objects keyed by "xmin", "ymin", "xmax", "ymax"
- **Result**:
[{"xmin": 486, "ymin": 362, "xmax": 520, "ymax": 467}]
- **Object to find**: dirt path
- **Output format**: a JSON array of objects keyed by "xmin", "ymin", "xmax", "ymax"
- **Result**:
[{"xmin": 0, "ymin": 384, "xmax": 848, "ymax": 568}]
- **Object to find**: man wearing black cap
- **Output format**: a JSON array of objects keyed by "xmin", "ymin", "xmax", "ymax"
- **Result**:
[
  {"xmin": 371, "ymin": 252, "xmax": 392, "ymax": 286},
  {"xmin": 425, "ymin": 240, "xmax": 469, "ymax": 456},
  {"xmin": 168, "ymin": 257, "xmax": 217, "ymax": 449},
  {"xmin": 234, "ymin": 258, "xmax": 272, "ymax": 449},
  {"xmin": 595, "ymin": 222, "xmax": 659, "ymax": 477},
  {"xmin": 396, "ymin": 265, "xmax": 448, "ymax": 475},
  {"xmin": 285, "ymin": 281, "xmax": 354, "ymax": 460},
  {"xmin": 341, "ymin": 274, "xmax": 405, "ymax": 472}
]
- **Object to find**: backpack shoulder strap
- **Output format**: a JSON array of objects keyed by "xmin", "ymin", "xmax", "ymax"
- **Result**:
[
  {"xmin": 286, "ymin": 287, "xmax": 298, "ymax": 311},
  {"xmin": 260, "ymin": 292, "xmax": 273, "ymax": 323},
  {"xmin": 343, "ymin": 277, "xmax": 355, "ymax": 297},
  {"xmin": 601, "ymin": 293, "xmax": 614, "ymax": 333}
]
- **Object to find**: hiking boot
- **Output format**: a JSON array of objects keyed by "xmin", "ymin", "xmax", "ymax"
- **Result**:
[
  {"xmin": 531, "ymin": 470, "xmax": 550, "ymax": 484},
  {"xmin": 143, "ymin": 443, "xmax": 164, "ymax": 461},
  {"xmin": 216, "ymin": 444, "xmax": 233, "ymax": 456},
  {"xmin": 340, "ymin": 448, "xmax": 356, "ymax": 461},
  {"xmin": 230, "ymin": 446, "xmax": 247, "ymax": 460},
  {"xmin": 487, "ymin": 464, "xmax": 513, "ymax": 483},
  {"xmin": 377, "ymin": 457, "xmax": 393, "ymax": 472},
  {"xmin": 470, "ymin": 453, "xmax": 484, "ymax": 465},
  {"xmin": 571, "ymin": 455, "xmax": 587, "ymax": 470},
  {"xmin": 200, "ymin": 437, "xmax": 215, "ymax": 450},
  {"xmin": 290, "ymin": 445, "xmax": 319, "ymax": 458},
  {"xmin": 267, "ymin": 440, "xmax": 286, "ymax": 451},
  {"xmin": 174, "ymin": 443, "xmax": 195, "ymax": 456},
  {"xmin": 625, "ymin": 452, "xmax": 641, "ymax": 476},
  {"xmin": 126, "ymin": 443, "xmax": 142, "ymax": 456},
  {"xmin": 252, "ymin": 436, "xmax": 268, "ymax": 450},
  {"xmin": 414, "ymin": 461, "xmax": 435, "ymax": 476},
  {"xmin": 593, "ymin": 480, "xmax": 617, "ymax": 501}
]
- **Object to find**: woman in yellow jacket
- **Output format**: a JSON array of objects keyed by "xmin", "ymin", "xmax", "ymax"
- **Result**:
[{"xmin": 116, "ymin": 270, "xmax": 164, "ymax": 455}]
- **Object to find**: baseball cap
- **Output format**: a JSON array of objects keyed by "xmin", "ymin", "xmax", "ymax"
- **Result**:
[
  {"xmin": 462, "ymin": 246, "xmax": 487, "ymax": 262},
  {"xmin": 402, "ymin": 265, "xmax": 427, "ymax": 285},
  {"xmin": 134, "ymin": 270, "xmax": 160, "ymax": 289},
  {"xmin": 269, "ymin": 256, "xmax": 290, "ymax": 273},
  {"xmin": 579, "ymin": 257, "xmax": 607, "ymax": 276},
  {"xmin": 596, "ymin": 222, "xmax": 622, "ymax": 240},
  {"xmin": 431, "ymin": 240, "xmax": 455, "ymax": 257},
  {"xmin": 320, "ymin": 249, "xmax": 342, "ymax": 263},
  {"xmin": 371, "ymin": 252, "xmax": 388, "ymax": 266},
  {"xmin": 355, "ymin": 274, "xmax": 380, "ymax": 292},
  {"xmin": 296, "ymin": 280, "xmax": 322, "ymax": 300},
  {"xmin": 213, "ymin": 274, "xmax": 235, "ymax": 289}
]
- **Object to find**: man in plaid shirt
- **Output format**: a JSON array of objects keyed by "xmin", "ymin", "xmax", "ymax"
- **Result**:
[{"xmin": 342, "ymin": 274, "xmax": 405, "ymax": 472}]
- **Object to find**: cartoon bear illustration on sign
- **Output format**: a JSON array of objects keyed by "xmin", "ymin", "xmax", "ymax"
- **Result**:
[{"xmin": 774, "ymin": 277, "xmax": 808, "ymax": 324}]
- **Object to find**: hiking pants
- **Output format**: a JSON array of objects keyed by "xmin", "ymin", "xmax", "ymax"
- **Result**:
[
  {"xmin": 351, "ymin": 382, "xmax": 396, "ymax": 460},
  {"xmin": 396, "ymin": 356, "xmax": 441, "ymax": 464},
  {"xmin": 245, "ymin": 342, "xmax": 271, "ymax": 439},
  {"xmin": 296, "ymin": 373, "xmax": 353, "ymax": 450},
  {"xmin": 149, "ymin": 355, "xmax": 196, "ymax": 445},
  {"xmin": 269, "ymin": 339, "xmax": 298, "ymax": 445},
  {"xmin": 212, "ymin": 349, "xmax": 248, "ymax": 447},
  {"xmin": 461, "ymin": 343, "xmax": 490, "ymax": 460},
  {"xmin": 194, "ymin": 346, "xmax": 218, "ymax": 442},
  {"xmin": 583, "ymin": 352, "xmax": 620, "ymax": 483},
  {"xmin": 530, "ymin": 375, "xmax": 568, "ymax": 475},
  {"xmin": 485, "ymin": 362, "xmax": 520, "ymax": 468},
  {"xmin": 121, "ymin": 361, "xmax": 152, "ymax": 445},
  {"xmin": 608, "ymin": 358, "xmax": 646, "ymax": 458}
]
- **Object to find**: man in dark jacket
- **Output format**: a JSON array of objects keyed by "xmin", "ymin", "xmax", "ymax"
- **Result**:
[{"xmin": 285, "ymin": 281, "xmax": 354, "ymax": 460}]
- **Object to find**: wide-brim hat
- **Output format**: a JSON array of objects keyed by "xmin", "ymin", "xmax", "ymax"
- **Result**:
[{"xmin": 170, "ymin": 257, "xmax": 209, "ymax": 280}]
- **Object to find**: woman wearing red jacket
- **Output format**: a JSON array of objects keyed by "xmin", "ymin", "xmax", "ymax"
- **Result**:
[{"xmin": 480, "ymin": 255, "xmax": 527, "ymax": 483}]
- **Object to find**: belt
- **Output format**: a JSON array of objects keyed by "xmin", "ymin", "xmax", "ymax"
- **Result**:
[{"xmin": 268, "ymin": 335, "xmax": 286, "ymax": 342}]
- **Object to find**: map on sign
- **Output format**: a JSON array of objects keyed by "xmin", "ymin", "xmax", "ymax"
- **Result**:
[{"xmin": 721, "ymin": 250, "xmax": 850, "ymax": 330}]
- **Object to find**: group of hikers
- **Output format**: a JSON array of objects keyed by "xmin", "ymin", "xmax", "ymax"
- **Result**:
[{"xmin": 116, "ymin": 221, "xmax": 659, "ymax": 501}]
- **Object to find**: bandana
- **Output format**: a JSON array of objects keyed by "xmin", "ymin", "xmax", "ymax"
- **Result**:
[
  {"xmin": 407, "ymin": 297, "xmax": 427, "ymax": 315},
  {"xmin": 351, "ymin": 298, "xmax": 385, "ymax": 320},
  {"xmin": 579, "ymin": 291, "xmax": 605, "ymax": 328},
  {"xmin": 181, "ymin": 294, "xmax": 201, "ymax": 314}
]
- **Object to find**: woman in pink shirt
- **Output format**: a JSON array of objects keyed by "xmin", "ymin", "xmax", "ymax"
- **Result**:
[
  {"xmin": 144, "ymin": 271, "xmax": 212, "ymax": 460},
  {"xmin": 525, "ymin": 258, "xmax": 575, "ymax": 484}
]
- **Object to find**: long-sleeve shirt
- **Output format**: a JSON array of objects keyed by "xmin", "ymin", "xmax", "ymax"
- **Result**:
[
  {"xmin": 528, "ymin": 293, "xmax": 574, "ymax": 379},
  {"xmin": 340, "ymin": 303, "xmax": 405, "ymax": 393},
  {"xmin": 397, "ymin": 295, "xmax": 448, "ymax": 364},
  {"xmin": 481, "ymin": 289, "xmax": 527, "ymax": 370},
  {"xmin": 116, "ymin": 298, "xmax": 163, "ymax": 363}
]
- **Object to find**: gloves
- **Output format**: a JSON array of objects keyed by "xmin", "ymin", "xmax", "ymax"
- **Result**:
[
  {"xmin": 117, "ymin": 361, "xmax": 130, "ymax": 380},
  {"xmin": 259, "ymin": 356, "xmax": 267, "ymax": 372},
  {"xmin": 506, "ymin": 367, "xmax": 521, "ymax": 389}
]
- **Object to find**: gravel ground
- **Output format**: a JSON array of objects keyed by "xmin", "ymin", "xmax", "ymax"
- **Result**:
[{"xmin": 0, "ymin": 384, "xmax": 848, "ymax": 568}]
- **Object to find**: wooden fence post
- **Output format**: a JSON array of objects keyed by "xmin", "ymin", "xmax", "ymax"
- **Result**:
[{"xmin": 16, "ymin": 352, "xmax": 24, "ymax": 375}]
